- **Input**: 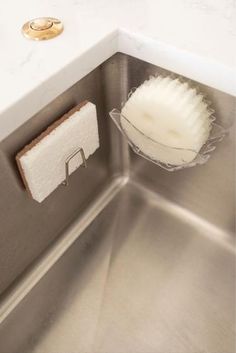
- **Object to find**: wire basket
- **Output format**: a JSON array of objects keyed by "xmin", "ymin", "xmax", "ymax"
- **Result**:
[{"xmin": 109, "ymin": 90, "xmax": 227, "ymax": 171}]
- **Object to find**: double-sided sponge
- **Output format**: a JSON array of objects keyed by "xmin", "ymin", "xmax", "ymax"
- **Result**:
[{"xmin": 16, "ymin": 101, "xmax": 99, "ymax": 203}]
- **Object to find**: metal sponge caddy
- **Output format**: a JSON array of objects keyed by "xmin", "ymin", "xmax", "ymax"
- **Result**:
[{"xmin": 109, "ymin": 80, "xmax": 227, "ymax": 172}]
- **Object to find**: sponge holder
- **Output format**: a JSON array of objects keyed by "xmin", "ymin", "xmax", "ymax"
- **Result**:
[
  {"xmin": 109, "ymin": 88, "xmax": 227, "ymax": 171},
  {"xmin": 62, "ymin": 147, "xmax": 87, "ymax": 186}
]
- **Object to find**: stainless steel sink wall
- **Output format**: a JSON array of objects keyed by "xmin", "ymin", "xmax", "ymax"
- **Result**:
[
  {"xmin": 0, "ymin": 66, "xmax": 113, "ymax": 295},
  {"xmin": 0, "ymin": 53, "xmax": 235, "ymax": 353},
  {"xmin": 105, "ymin": 54, "xmax": 236, "ymax": 237}
]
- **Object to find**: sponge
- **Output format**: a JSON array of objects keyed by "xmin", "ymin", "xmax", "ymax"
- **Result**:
[
  {"xmin": 16, "ymin": 101, "xmax": 99, "ymax": 203},
  {"xmin": 121, "ymin": 76, "xmax": 213, "ymax": 165}
]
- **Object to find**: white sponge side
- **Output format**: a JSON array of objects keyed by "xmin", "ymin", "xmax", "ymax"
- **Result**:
[{"xmin": 17, "ymin": 102, "xmax": 99, "ymax": 202}]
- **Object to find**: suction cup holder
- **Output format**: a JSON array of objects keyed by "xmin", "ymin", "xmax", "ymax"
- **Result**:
[{"xmin": 109, "ymin": 88, "xmax": 227, "ymax": 171}]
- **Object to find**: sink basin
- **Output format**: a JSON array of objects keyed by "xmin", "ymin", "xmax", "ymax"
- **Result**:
[{"xmin": 0, "ymin": 53, "xmax": 235, "ymax": 353}]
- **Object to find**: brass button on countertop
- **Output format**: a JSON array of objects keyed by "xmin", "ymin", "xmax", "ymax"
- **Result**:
[
  {"xmin": 30, "ymin": 18, "xmax": 54, "ymax": 31},
  {"xmin": 22, "ymin": 17, "xmax": 63, "ymax": 41}
]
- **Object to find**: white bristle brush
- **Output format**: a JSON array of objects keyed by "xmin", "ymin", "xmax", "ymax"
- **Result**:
[{"xmin": 121, "ymin": 76, "xmax": 214, "ymax": 166}]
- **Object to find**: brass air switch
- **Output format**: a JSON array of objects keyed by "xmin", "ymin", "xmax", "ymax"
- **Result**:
[{"xmin": 22, "ymin": 17, "xmax": 63, "ymax": 41}]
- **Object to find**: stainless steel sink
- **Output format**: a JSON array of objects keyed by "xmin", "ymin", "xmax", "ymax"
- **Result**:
[{"xmin": 0, "ymin": 53, "xmax": 235, "ymax": 353}]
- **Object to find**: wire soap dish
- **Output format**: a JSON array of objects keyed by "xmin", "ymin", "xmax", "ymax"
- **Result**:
[{"xmin": 109, "ymin": 89, "xmax": 227, "ymax": 171}]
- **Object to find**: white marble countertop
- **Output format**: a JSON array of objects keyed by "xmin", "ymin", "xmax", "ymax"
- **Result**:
[{"xmin": 0, "ymin": 0, "xmax": 235, "ymax": 141}]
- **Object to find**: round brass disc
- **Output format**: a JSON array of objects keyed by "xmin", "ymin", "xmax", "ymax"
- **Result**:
[{"xmin": 22, "ymin": 17, "xmax": 63, "ymax": 41}]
